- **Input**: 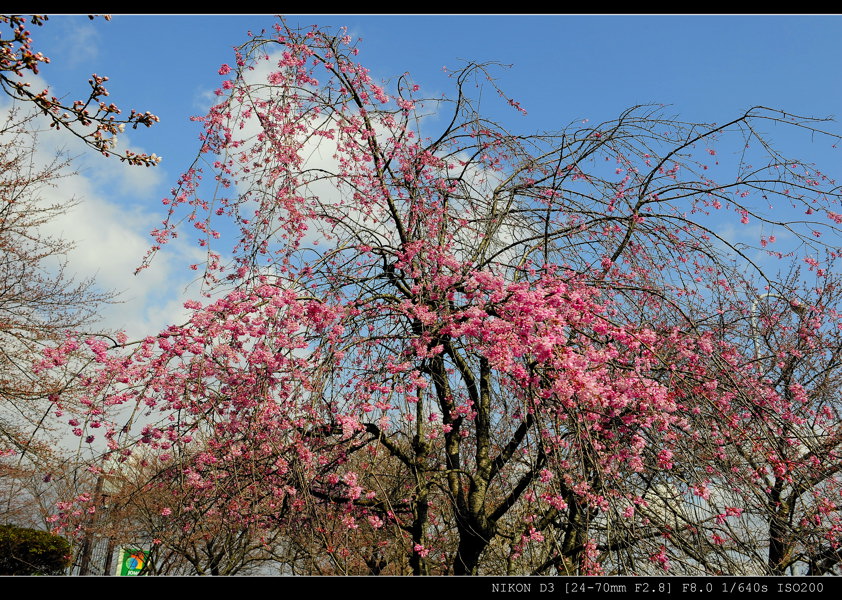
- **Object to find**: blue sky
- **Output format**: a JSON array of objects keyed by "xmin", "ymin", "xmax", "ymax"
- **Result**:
[
  {"xmin": 13, "ymin": 14, "xmax": 842, "ymax": 338},
  {"xmin": 37, "ymin": 15, "xmax": 842, "ymax": 135}
]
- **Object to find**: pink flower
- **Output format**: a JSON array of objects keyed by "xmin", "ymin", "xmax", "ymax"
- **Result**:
[
  {"xmin": 649, "ymin": 546, "xmax": 671, "ymax": 571},
  {"xmin": 161, "ymin": 507, "xmax": 172, "ymax": 516},
  {"xmin": 368, "ymin": 515, "xmax": 384, "ymax": 529},
  {"xmin": 342, "ymin": 514, "xmax": 358, "ymax": 530},
  {"xmin": 526, "ymin": 527, "xmax": 544, "ymax": 542}
]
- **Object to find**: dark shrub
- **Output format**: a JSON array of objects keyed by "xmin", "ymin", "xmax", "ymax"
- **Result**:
[{"xmin": 0, "ymin": 524, "xmax": 72, "ymax": 575}]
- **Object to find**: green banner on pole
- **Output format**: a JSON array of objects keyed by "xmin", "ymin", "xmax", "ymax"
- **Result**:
[{"xmin": 118, "ymin": 548, "xmax": 149, "ymax": 576}]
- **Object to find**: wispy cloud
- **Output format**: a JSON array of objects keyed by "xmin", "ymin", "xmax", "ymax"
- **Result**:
[{"xmin": 52, "ymin": 17, "xmax": 102, "ymax": 68}]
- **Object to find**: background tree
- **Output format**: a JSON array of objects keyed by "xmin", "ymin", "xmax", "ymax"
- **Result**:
[
  {"xmin": 0, "ymin": 13, "xmax": 160, "ymax": 573},
  {"xmin": 93, "ymin": 439, "xmax": 304, "ymax": 576},
  {"xmin": 46, "ymin": 20, "xmax": 842, "ymax": 575},
  {"xmin": 0, "ymin": 110, "xmax": 120, "ymax": 573},
  {"xmin": 0, "ymin": 108, "xmax": 118, "ymax": 506},
  {"xmin": 1, "ymin": 10, "xmax": 160, "ymax": 467}
]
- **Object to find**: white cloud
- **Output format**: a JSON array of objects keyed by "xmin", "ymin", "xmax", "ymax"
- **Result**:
[
  {"xmin": 38, "ymin": 175, "xmax": 202, "ymax": 337},
  {"xmin": 0, "ymin": 94, "xmax": 204, "ymax": 340}
]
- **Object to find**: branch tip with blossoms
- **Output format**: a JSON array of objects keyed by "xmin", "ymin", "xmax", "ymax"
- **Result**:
[{"xmin": 0, "ymin": 14, "xmax": 160, "ymax": 166}]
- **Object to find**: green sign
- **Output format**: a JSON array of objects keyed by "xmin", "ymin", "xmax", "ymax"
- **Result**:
[{"xmin": 118, "ymin": 548, "xmax": 149, "ymax": 576}]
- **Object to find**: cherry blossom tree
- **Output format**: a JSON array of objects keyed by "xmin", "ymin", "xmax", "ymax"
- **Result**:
[
  {"xmin": 45, "ymin": 20, "xmax": 842, "ymax": 575},
  {"xmin": 665, "ymin": 270, "xmax": 842, "ymax": 576}
]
